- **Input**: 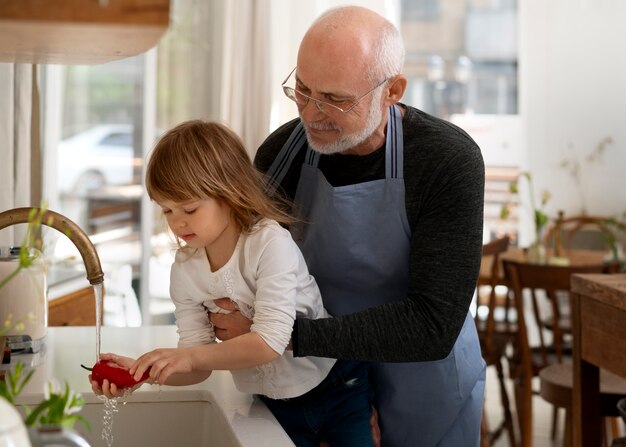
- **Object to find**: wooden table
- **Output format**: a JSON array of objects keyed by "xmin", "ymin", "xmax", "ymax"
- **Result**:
[
  {"xmin": 572, "ymin": 274, "xmax": 626, "ymax": 446},
  {"xmin": 479, "ymin": 246, "xmax": 617, "ymax": 283},
  {"xmin": 502, "ymin": 246, "xmax": 615, "ymax": 265}
]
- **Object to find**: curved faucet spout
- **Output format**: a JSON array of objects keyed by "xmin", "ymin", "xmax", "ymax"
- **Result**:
[{"xmin": 0, "ymin": 207, "xmax": 104, "ymax": 285}]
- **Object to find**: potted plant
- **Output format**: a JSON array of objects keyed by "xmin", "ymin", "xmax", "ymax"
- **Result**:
[
  {"xmin": 500, "ymin": 171, "xmax": 551, "ymax": 263},
  {"xmin": 0, "ymin": 205, "xmax": 90, "ymax": 445}
]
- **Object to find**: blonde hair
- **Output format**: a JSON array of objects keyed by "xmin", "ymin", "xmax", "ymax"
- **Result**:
[{"xmin": 146, "ymin": 120, "xmax": 292, "ymax": 233}]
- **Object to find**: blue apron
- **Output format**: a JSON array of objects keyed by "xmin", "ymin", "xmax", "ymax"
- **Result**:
[{"xmin": 267, "ymin": 105, "xmax": 485, "ymax": 446}]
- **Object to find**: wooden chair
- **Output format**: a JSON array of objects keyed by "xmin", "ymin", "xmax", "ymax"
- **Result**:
[
  {"xmin": 477, "ymin": 236, "xmax": 515, "ymax": 332},
  {"xmin": 476, "ymin": 236, "xmax": 517, "ymax": 446},
  {"xmin": 503, "ymin": 259, "xmax": 624, "ymax": 447},
  {"xmin": 544, "ymin": 212, "xmax": 620, "ymax": 254}
]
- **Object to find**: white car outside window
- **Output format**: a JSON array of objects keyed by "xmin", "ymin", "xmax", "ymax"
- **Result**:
[{"xmin": 57, "ymin": 124, "xmax": 136, "ymax": 195}]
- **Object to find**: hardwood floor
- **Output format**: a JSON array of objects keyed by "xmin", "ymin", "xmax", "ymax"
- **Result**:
[
  {"xmin": 484, "ymin": 367, "xmax": 560, "ymax": 446},
  {"xmin": 483, "ymin": 367, "xmax": 625, "ymax": 446}
]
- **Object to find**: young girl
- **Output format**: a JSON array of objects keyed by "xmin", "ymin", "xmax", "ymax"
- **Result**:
[{"xmin": 92, "ymin": 120, "xmax": 374, "ymax": 446}]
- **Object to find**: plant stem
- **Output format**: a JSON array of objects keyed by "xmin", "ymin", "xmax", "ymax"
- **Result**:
[{"xmin": 0, "ymin": 265, "xmax": 22, "ymax": 291}]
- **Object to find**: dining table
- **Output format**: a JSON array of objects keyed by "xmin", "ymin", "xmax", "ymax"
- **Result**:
[
  {"xmin": 479, "ymin": 245, "xmax": 621, "ymax": 283},
  {"xmin": 506, "ymin": 246, "xmax": 617, "ymax": 265},
  {"xmin": 571, "ymin": 273, "xmax": 626, "ymax": 446}
]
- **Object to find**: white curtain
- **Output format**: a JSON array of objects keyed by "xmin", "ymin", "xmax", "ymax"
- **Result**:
[
  {"xmin": 0, "ymin": 63, "xmax": 40, "ymax": 246},
  {"xmin": 219, "ymin": 0, "xmax": 271, "ymax": 155}
]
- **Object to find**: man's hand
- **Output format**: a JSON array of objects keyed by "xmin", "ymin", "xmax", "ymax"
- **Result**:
[
  {"xmin": 370, "ymin": 405, "xmax": 381, "ymax": 447},
  {"xmin": 208, "ymin": 298, "xmax": 252, "ymax": 341}
]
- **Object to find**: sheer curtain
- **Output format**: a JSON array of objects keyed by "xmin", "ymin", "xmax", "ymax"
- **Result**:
[
  {"xmin": 219, "ymin": 0, "xmax": 271, "ymax": 155},
  {"xmin": 0, "ymin": 63, "xmax": 40, "ymax": 245}
]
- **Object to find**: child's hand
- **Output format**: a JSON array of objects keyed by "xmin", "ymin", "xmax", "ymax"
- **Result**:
[
  {"xmin": 91, "ymin": 377, "xmax": 123, "ymax": 399},
  {"xmin": 131, "ymin": 347, "xmax": 195, "ymax": 385},
  {"xmin": 89, "ymin": 353, "xmax": 144, "ymax": 398}
]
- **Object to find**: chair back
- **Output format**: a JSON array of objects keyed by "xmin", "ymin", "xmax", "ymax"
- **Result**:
[
  {"xmin": 476, "ymin": 235, "xmax": 511, "ymax": 357},
  {"xmin": 504, "ymin": 259, "xmax": 620, "ymax": 447},
  {"xmin": 544, "ymin": 213, "xmax": 615, "ymax": 252},
  {"xmin": 503, "ymin": 260, "xmax": 618, "ymax": 380}
]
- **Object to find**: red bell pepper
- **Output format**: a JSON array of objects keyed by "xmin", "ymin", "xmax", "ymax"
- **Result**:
[{"xmin": 81, "ymin": 361, "xmax": 149, "ymax": 389}]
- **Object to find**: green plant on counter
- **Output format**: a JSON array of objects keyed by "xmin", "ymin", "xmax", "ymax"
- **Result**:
[
  {"xmin": 0, "ymin": 206, "xmax": 49, "ymax": 337},
  {"xmin": 500, "ymin": 171, "xmax": 551, "ymax": 246},
  {"xmin": 1, "ymin": 204, "xmax": 88, "ymax": 431},
  {"xmin": 0, "ymin": 361, "xmax": 33, "ymax": 404},
  {"xmin": 0, "ymin": 362, "xmax": 89, "ymax": 430},
  {"xmin": 598, "ymin": 212, "xmax": 626, "ymax": 268}
]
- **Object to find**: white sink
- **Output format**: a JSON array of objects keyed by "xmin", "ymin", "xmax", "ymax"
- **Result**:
[{"xmin": 77, "ymin": 391, "xmax": 240, "ymax": 447}]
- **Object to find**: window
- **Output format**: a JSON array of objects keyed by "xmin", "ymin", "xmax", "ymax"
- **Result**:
[
  {"xmin": 400, "ymin": 0, "xmax": 518, "ymax": 118},
  {"xmin": 401, "ymin": 0, "xmax": 440, "ymax": 21},
  {"xmin": 400, "ymin": 0, "xmax": 520, "ymax": 243},
  {"xmin": 43, "ymin": 0, "xmax": 223, "ymax": 327}
]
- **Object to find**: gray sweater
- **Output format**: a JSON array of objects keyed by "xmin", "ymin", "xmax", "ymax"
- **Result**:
[{"xmin": 254, "ymin": 104, "xmax": 485, "ymax": 362}]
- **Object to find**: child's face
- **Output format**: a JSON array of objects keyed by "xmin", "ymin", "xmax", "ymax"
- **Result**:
[{"xmin": 157, "ymin": 197, "xmax": 236, "ymax": 250}]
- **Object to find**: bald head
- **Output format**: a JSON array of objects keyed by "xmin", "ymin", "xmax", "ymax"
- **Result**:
[{"xmin": 298, "ymin": 6, "xmax": 404, "ymax": 83}]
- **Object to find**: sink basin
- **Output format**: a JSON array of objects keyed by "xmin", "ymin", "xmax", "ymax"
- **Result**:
[
  {"xmin": 77, "ymin": 391, "xmax": 240, "ymax": 447},
  {"xmin": 6, "ymin": 326, "xmax": 296, "ymax": 447}
]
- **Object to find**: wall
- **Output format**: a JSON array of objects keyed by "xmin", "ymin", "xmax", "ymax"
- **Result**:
[{"xmin": 519, "ymin": 0, "xmax": 626, "ymax": 243}]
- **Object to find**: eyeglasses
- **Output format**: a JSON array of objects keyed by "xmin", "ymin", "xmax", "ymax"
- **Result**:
[{"xmin": 281, "ymin": 67, "xmax": 391, "ymax": 114}]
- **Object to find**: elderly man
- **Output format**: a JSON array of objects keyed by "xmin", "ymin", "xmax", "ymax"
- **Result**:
[{"xmin": 211, "ymin": 6, "xmax": 486, "ymax": 446}]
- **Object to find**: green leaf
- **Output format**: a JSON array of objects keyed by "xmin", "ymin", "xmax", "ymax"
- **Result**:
[
  {"xmin": 0, "ymin": 265, "xmax": 22, "ymax": 291},
  {"xmin": 61, "ymin": 414, "xmax": 90, "ymax": 430},
  {"xmin": 535, "ymin": 210, "xmax": 549, "ymax": 229},
  {"xmin": 25, "ymin": 399, "xmax": 54, "ymax": 427},
  {"xmin": 15, "ymin": 368, "xmax": 35, "ymax": 398},
  {"xmin": 0, "ymin": 380, "xmax": 13, "ymax": 404},
  {"xmin": 500, "ymin": 205, "xmax": 510, "ymax": 220}
]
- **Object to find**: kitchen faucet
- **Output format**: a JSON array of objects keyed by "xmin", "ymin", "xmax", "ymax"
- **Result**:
[{"xmin": 0, "ymin": 207, "xmax": 104, "ymax": 285}]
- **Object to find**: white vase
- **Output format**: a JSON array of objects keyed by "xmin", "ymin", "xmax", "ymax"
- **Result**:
[{"xmin": 0, "ymin": 396, "xmax": 32, "ymax": 447}]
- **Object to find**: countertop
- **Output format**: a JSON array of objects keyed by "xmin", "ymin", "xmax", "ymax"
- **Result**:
[{"xmin": 1, "ymin": 325, "xmax": 295, "ymax": 447}]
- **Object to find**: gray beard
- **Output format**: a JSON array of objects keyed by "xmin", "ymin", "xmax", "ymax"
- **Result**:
[{"xmin": 304, "ymin": 91, "xmax": 385, "ymax": 155}]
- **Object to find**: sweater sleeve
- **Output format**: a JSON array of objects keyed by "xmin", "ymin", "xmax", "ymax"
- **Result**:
[
  {"xmin": 255, "ymin": 109, "xmax": 485, "ymax": 363},
  {"xmin": 170, "ymin": 250, "xmax": 217, "ymax": 348}
]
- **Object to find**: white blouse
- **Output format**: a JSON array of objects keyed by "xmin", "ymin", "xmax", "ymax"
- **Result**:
[{"xmin": 170, "ymin": 219, "xmax": 336, "ymax": 399}]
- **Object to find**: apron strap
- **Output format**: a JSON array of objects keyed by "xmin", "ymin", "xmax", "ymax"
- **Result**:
[
  {"xmin": 386, "ymin": 104, "xmax": 404, "ymax": 179},
  {"xmin": 264, "ymin": 123, "xmax": 307, "ymax": 196},
  {"xmin": 305, "ymin": 146, "xmax": 321, "ymax": 167}
]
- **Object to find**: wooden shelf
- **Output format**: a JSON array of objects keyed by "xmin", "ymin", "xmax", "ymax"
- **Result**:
[
  {"xmin": 49, "ymin": 286, "xmax": 102, "ymax": 326},
  {"xmin": 0, "ymin": 0, "xmax": 170, "ymax": 65}
]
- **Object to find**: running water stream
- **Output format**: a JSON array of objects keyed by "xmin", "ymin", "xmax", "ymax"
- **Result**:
[
  {"xmin": 98, "ymin": 389, "xmax": 132, "ymax": 447},
  {"xmin": 93, "ymin": 283, "xmax": 104, "ymax": 361},
  {"xmin": 93, "ymin": 281, "xmax": 119, "ymax": 446}
]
